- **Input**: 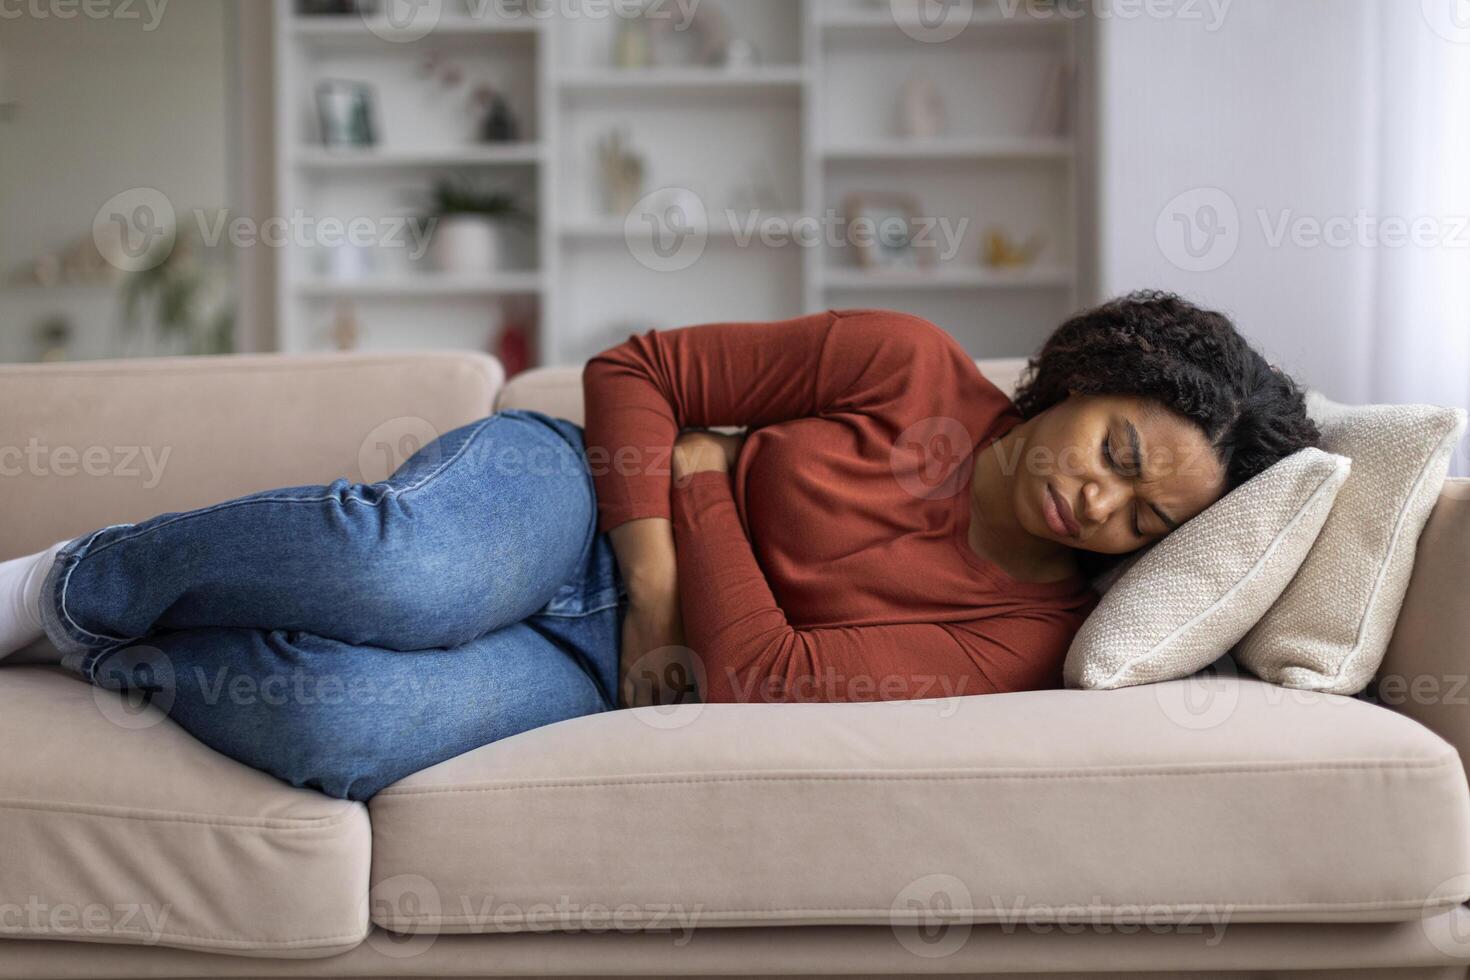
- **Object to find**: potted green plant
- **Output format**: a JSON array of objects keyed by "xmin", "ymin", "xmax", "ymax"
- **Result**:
[
  {"xmin": 422, "ymin": 177, "xmax": 533, "ymax": 275},
  {"xmin": 119, "ymin": 232, "xmax": 235, "ymax": 356}
]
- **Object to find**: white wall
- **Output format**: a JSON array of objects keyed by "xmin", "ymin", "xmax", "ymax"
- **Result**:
[
  {"xmin": 1093, "ymin": 0, "xmax": 1379, "ymax": 403},
  {"xmin": 0, "ymin": 1, "xmax": 229, "ymax": 360}
]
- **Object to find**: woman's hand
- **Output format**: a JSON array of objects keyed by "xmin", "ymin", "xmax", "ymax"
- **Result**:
[
  {"xmin": 606, "ymin": 429, "xmax": 741, "ymax": 707},
  {"xmin": 672, "ymin": 429, "xmax": 745, "ymax": 484},
  {"xmin": 608, "ymin": 517, "xmax": 689, "ymax": 708},
  {"xmin": 618, "ymin": 592, "xmax": 694, "ymax": 708}
]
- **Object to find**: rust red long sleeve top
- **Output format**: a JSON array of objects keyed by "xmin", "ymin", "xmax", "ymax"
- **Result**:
[{"xmin": 582, "ymin": 308, "xmax": 1097, "ymax": 704}]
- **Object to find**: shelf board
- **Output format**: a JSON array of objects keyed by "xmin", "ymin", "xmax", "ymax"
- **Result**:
[
  {"xmin": 822, "ymin": 137, "xmax": 1073, "ymax": 162},
  {"xmin": 4, "ymin": 281, "xmax": 117, "ymax": 292},
  {"xmin": 295, "ymin": 273, "xmax": 543, "ymax": 298},
  {"xmin": 560, "ymin": 210, "xmax": 808, "ymax": 242},
  {"xmin": 558, "ymin": 67, "xmax": 808, "ymax": 100},
  {"xmin": 293, "ymin": 144, "xmax": 543, "ymax": 169},
  {"xmin": 822, "ymin": 265, "xmax": 1074, "ymax": 291},
  {"xmin": 819, "ymin": 8, "xmax": 1071, "ymax": 37},
  {"xmin": 290, "ymin": 14, "xmax": 540, "ymax": 43}
]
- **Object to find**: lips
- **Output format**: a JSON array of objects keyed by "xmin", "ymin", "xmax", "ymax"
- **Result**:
[{"xmin": 1044, "ymin": 483, "xmax": 1082, "ymax": 539}]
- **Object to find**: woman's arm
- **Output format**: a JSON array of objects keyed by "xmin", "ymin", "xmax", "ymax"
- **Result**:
[
  {"xmin": 668, "ymin": 453, "xmax": 1087, "ymax": 703},
  {"xmin": 585, "ymin": 312, "xmax": 839, "ymax": 707},
  {"xmin": 581, "ymin": 310, "xmax": 840, "ymax": 534},
  {"xmin": 582, "ymin": 309, "xmax": 974, "ymax": 535},
  {"xmin": 583, "ymin": 310, "xmax": 979, "ymax": 703},
  {"xmin": 610, "ymin": 431, "xmax": 744, "ymax": 707}
]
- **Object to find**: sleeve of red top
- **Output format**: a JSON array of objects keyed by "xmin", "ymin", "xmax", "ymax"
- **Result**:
[
  {"xmin": 582, "ymin": 310, "xmax": 833, "ymax": 532},
  {"xmin": 670, "ymin": 470, "xmax": 1082, "ymax": 702},
  {"xmin": 581, "ymin": 308, "xmax": 958, "ymax": 533}
]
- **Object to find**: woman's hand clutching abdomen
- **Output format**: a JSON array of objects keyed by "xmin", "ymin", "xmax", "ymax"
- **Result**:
[
  {"xmin": 608, "ymin": 517, "xmax": 683, "ymax": 708},
  {"xmin": 608, "ymin": 428, "xmax": 743, "ymax": 708},
  {"xmin": 670, "ymin": 428, "xmax": 745, "ymax": 483}
]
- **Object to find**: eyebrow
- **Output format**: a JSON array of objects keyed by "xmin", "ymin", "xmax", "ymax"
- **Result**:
[{"xmin": 1124, "ymin": 418, "xmax": 1181, "ymax": 532}]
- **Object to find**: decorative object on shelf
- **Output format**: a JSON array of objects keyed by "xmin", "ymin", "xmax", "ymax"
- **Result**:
[
  {"xmin": 329, "ymin": 300, "xmax": 361, "ymax": 351},
  {"xmin": 421, "ymin": 176, "xmax": 533, "ymax": 274},
  {"xmin": 596, "ymin": 128, "xmax": 646, "ymax": 215},
  {"xmin": 981, "ymin": 228, "xmax": 1045, "ymax": 269},
  {"xmin": 416, "ymin": 50, "xmax": 459, "ymax": 88},
  {"xmin": 898, "ymin": 74, "xmax": 946, "ymax": 140},
  {"xmin": 12, "ymin": 234, "xmax": 118, "ymax": 288},
  {"xmin": 720, "ymin": 38, "xmax": 761, "ymax": 70},
  {"xmin": 119, "ymin": 228, "xmax": 235, "ymax": 356},
  {"xmin": 33, "ymin": 316, "xmax": 72, "ymax": 363},
  {"xmin": 296, "ymin": 0, "xmax": 375, "ymax": 13},
  {"xmin": 727, "ymin": 159, "xmax": 785, "ymax": 213},
  {"xmin": 1023, "ymin": 0, "xmax": 1064, "ymax": 16},
  {"xmin": 493, "ymin": 300, "xmax": 537, "ymax": 377},
  {"xmin": 417, "ymin": 51, "xmax": 523, "ymax": 145},
  {"xmin": 474, "ymin": 84, "xmax": 520, "ymax": 142},
  {"xmin": 315, "ymin": 79, "xmax": 378, "ymax": 149},
  {"xmin": 1030, "ymin": 59, "xmax": 1073, "ymax": 136},
  {"xmin": 613, "ymin": 14, "xmax": 653, "ymax": 69},
  {"xmin": 648, "ymin": 1, "xmax": 731, "ymax": 66},
  {"xmin": 843, "ymin": 192, "xmax": 933, "ymax": 271},
  {"xmin": 322, "ymin": 241, "xmax": 375, "ymax": 281}
]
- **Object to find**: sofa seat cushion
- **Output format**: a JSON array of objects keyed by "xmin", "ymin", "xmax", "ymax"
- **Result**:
[
  {"xmin": 0, "ymin": 667, "xmax": 371, "ymax": 958},
  {"xmin": 369, "ymin": 675, "xmax": 1470, "ymax": 934}
]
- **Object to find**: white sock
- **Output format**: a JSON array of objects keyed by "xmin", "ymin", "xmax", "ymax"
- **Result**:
[{"xmin": 0, "ymin": 541, "xmax": 67, "ymax": 660}]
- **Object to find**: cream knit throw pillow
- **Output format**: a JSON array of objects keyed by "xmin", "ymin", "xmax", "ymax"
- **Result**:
[
  {"xmin": 1235, "ymin": 396, "xmax": 1466, "ymax": 694},
  {"xmin": 1063, "ymin": 448, "xmax": 1351, "ymax": 691}
]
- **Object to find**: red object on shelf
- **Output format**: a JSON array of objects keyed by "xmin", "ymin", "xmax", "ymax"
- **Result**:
[{"xmin": 494, "ymin": 309, "xmax": 536, "ymax": 377}]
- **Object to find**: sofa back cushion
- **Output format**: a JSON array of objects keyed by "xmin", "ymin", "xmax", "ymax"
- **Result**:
[
  {"xmin": 1379, "ymin": 479, "xmax": 1470, "ymax": 764},
  {"xmin": 1235, "ymin": 396, "xmax": 1466, "ymax": 694},
  {"xmin": 0, "ymin": 351, "xmax": 502, "ymax": 560},
  {"xmin": 495, "ymin": 356, "xmax": 1031, "ymax": 422}
]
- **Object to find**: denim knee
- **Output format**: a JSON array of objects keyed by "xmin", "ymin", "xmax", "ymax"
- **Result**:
[{"xmin": 89, "ymin": 637, "xmax": 410, "ymax": 801}]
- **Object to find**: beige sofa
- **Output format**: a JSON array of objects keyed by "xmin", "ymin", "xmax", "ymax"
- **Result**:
[{"xmin": 1, "ymin": 349, "xmax": 1469, "ymax": 980}]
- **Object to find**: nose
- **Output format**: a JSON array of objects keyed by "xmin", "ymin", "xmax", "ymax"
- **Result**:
[{"xmin": 1080, "ymin": 477, "xmax": 1129, "ymax": 527}]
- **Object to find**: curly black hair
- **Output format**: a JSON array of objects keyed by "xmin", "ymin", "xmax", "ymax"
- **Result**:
[{"xmin": 1012, "ymin": 290, "xmax": 1320, "ymax": 491}]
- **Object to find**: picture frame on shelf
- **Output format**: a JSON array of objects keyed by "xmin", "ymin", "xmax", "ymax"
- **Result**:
[
  {"xmin": 296, "ymin": 0, "xmax": 375, "ymax": 14},
  {"xmin": 315, "ymin": 79, "xmax": 378, "ymax": 149},
  {"xmin": 843, "ymin": 192, "xmax": 934, "ymax": 271}
]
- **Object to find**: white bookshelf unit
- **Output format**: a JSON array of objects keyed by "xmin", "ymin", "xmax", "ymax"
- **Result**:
[{"xmin": 273, "ymin": 0, "xmax": 1093, "ymax": 364}]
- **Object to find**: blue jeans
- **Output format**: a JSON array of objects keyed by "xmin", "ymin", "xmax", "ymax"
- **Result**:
[{"xmin": 38, "ymin": 409, "xmax": 627, "ymax": 802}]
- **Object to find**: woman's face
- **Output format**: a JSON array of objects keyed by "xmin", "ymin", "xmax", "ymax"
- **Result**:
[{"xmin": 1010, "ymin": 393, "xmax": 1228, "ymax": 555}]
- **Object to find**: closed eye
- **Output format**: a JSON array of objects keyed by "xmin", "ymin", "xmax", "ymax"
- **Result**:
[
  {"xmin": 1103, "ymin": 436, "xmax": 1147, "ymax": 537},
  {"xmin": 1103, "ymin": 433, "xmax": 1140, "ymax": 478}
]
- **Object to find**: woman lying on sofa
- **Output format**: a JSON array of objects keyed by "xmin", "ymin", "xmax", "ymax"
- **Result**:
[{"xmin": 0, "ymin": 291, "xmax": 1318, "ymax": 800}]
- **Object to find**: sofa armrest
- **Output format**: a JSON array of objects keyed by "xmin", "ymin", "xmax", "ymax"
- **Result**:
[{"xmin": 1376, "ymin": 478, "xmax": 1470, "ymax": 765}]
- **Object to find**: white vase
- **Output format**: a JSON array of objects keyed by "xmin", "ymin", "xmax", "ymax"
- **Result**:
[{"xmin": 429, "ymin": 214, "xmax": 501, "ymax": 274}]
